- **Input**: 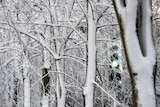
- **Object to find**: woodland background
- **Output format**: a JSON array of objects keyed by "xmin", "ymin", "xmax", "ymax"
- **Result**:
[{"xmin": 0, "ymin": 0, "xmax": 160, "ymax": 107}]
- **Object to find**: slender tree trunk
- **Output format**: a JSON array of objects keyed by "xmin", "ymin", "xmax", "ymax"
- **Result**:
[
  {"xmin": 51, "ymin": 1, "xmax": 66, "ymax": 106},
  {"xmin": 83, "ymin": 1, "xmax": 97, "ymax": 107},
  {"xmin": 112, "ymin": 0, "xmax": 156, "ymax": 106},
  {"xmin": 56, "ymin": 61, "xmax": 66, "ymax": 107},
  {"xmin": 41, "ymin": 24, "xmax": 51, "ymax": 107},
  {"xmin": 23, "ymin": 75, "xmax": 30, "ymax": 107},
  {"xmin": 41, "ymin": 94, "xmax": 49, "ymax": 107},
  {"xmin": 23, "ymin": 54, "xmax": 30, "ymax": 107},
  {"xmin": 41, "ymin": 68, "xmax": 50, "ymax": 107}
]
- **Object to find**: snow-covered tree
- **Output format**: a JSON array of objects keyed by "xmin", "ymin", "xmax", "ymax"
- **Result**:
[
  {"xmin": 1, "ymin": 0, "xmax": 160, "ymax": 106},
  {"xmin": 83, "ymin": 1, "xmax": 97, "ymax": 107},
  {"xmin": 112, "ymin": 0, "xmax": 156, "ymax": 106},
  {"xmin": 153, "ymin": 0, "xmax": 160, "ymax": 105}
]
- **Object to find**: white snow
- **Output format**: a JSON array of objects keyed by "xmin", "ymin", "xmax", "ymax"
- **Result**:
[
  {"xmin": 143, "ymin": 0, "xmax": 155, "ymax": 65},
  {"xmin": 83, "ymin": 2, "xmax": 97, "ymax": 107},
  {"xmin": 41, "ymin": 94, "xmax": 49, "ymax": 107},
  {"xmin": 114, "ymin": 0, "xmax": 156, "ymax": 106},
  {"xmin": 24, "ymin": 76, "xmax": 30, "ymax": 107},
  {"xmin": 23, "ymin": 56, "xmax": 30, "ymax": 107}
]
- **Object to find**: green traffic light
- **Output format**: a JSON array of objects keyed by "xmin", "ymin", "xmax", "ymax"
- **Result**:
[{"xmin": 111, "ymin": 60, "xmax": 119, "ymax": 69}]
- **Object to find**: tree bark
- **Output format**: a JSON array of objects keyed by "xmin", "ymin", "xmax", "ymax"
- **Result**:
[
  {"xmin": 112, "ymin": 0, "xmax": 156, "ymax": 106},
  {"xmin": 83, "ymin": 1, "xmax": 97, "ymax": 107},
  {"xmin": 23, "ymin": 54, "xmax": 30, "ymax": 107}
]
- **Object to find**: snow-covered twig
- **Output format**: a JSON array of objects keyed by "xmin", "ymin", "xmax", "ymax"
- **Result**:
[
  {"xmin": 58, "ymin": 56, "xmax": 86, "ymax": 67},
  {"xmin": 31, "ymin": 70, "xmax": 83, "ymax": 89},
  {"xmin": 17, "ymin": 30, "xmax": 59, "ymax": 59},
  {"xmin": 62, "ymin": 54, "xmax": 86, "ymax": 61},
  {"xmin": 76, "ymin": 0, "xmax": 87, "ymax": 17},
  {"xmin": 97, "ymin": 23, "xmax": 118, "ymax": 28},
  {"xmin": 93, "ymin": 81, "xmax": 124, "ymax": 106}
]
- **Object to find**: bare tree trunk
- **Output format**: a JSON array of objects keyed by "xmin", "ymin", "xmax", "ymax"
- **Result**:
[
  {"xmin": 56, "ymin": 61, "xmax": 66, "ymax": 107},
  {"xmin": 23, "ymin": 53, "xmax": 30, "ymax": 107},
  {"xmin": 83, "ymin": 1, "xmax": 97, "ymax": 107},
  {"xmin": 41, "ymin": 24, "xmax": 51, "ymax": 107},
  {"xmin": 51, "ymin": 1, "xmax": 66, "ymax": 106},
  {"xmin": 112, "ymin": 0, "xmax": 156, "ymax": 106}
]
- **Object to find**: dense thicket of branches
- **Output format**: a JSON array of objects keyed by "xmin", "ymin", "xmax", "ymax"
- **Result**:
[{"xmin": 0, "ymin": 0, "xmax": 159, "ymax": 107}]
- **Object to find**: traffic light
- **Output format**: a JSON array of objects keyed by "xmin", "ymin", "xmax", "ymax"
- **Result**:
[
  {"xmin": 111, "ymin": 60, "xmax": 120, "ymax": 69},
  {"xmin": 110, "ymin": 53, "xmax": 120, "ymax": 69}
]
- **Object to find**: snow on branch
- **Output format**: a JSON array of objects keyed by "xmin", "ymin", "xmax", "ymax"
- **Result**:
[
  {"xmin": 96, "ymin": 3, "xmax": 113, "ymax": 7},
  {"xmin": 97, "ymin": 23, "xmax": 118, "ymax": 28},
  {"xmin": 76, "ymin": 0, "xmax": 87, "ymax": 17},
  {"xmin": 31, "ymin": 70, "xmax": 83, "ymax": 89},
  {"xmin": 17, "ymin": 30, "xmax": 59, "ymax": 59},
  {"xmin": 58, "ymin": 55, "xmax": 86, "ymax": 67},
  {"xmin": 93, "ymin": 81, "xmax": 124, "ymax": 106},
  {"xmin": 112, "ymin": 0, "xmax": 126, "ymax": 16},
  {"xmin": 3, "ymin": 57, "xmax": 21, "ymax": 66},
  {"xmin": 0, "ymin": 21, "xmax": 87, "ymax": 42},
  {"xmin": 62, "ymin": 54, "xmax": 86, "ymax": 62},
  {"xmin": 68, "ymin": 22, "xmax": 86, "ymax": 41},
  {"xmin": 64, "ymin": 14, "xmax": 85, "ymax": 40},
  {"xmin": 143, "ymin": 0, "xmax": 155, "ymax": 64},
  {"xmin": 0, "ymin": 47, "xmax": 21, "ymax": 53}
]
